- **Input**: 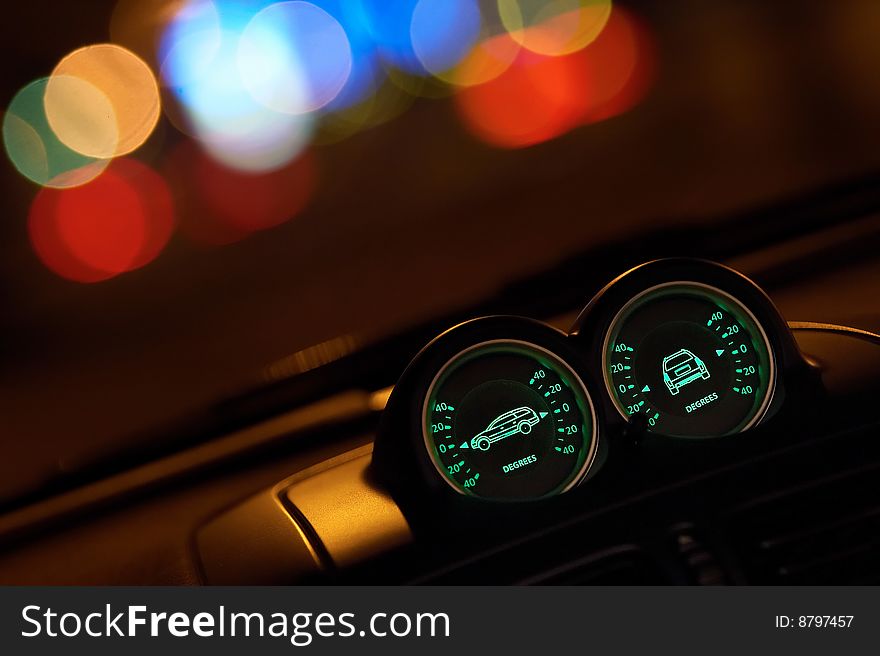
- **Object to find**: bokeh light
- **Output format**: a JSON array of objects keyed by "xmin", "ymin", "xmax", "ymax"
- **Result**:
[
  {"xmin": 28, "ymin": 158, "xmax": 174, "ymax": 282},
  {"xmin": 29, "ymin": 187, "xmax": 118, "ymax": 282},
  {"xmin": 53, "ymin": 176, "xmax": 145, "ymax": 275},
  {"xmin": 498, "ymin": 0, "xmax": 612, "ymax": 56},
  {"xmin": 196, "ymin": 148, "xmax": 315, "ymax": 232},
  {"xmin": 448, "ymin": 31, "xmax": 523, "ymax": 87},
  {"xmin": 436, "ymin": 0, "xmax": 524, "ymax": 88},
  {"xmin": 360, "ymin": 0, "xmax": 477, "ymax": 77},
  {"xmin": 455, "ymin": 5, "xmax": 653, "ymax": 148},
  {"xmin": 3, "ymin": 78, "xmax": 109, "ymax": 188},
  {"xmin": 315, "ymin": 78, "xmax": 417, "ymax": 144},
  {"xmin": 112, "ymin": 158, "xmax": 176, "ymax": 268},
  {"xmin": 312, "ymin": 0, "xmax": 385, "ymax": 111},
  {"xmin": 160, "ymin": 1, "xmax": 317, "ymax": 171},
  {"xmin": 454, "ymin": 38, "xmax": 592, "ymax": 148},
  {"xmin": 358, "ymin": 0, "xmax": 423, "ymax": 74},
  {"xmin": 166, "ymin": 140, "xmax": 315, "ymax": 245},
  {"xmin": 182, "ymin": 34, "xmax": 315, "ymax": 171},
  {"xmin": 158, "ymin": 0, "xmax": 222, "ymax": 90},
  {"xmin": 577, "ymin": 6, "xmax": 655, "ymax": 124},
  {"xmin": 411, "ymin": 0, "xmax": 482, "ymax": 76},
  {"xmin": 5, "ymin": 0, "xmax": 658, "ymax": 282},
  {"xmin": 165, "ymin": 140, "xmax": 247, "ymax": 245},
  {"xmin": 43, "ymin": 75, "xmax": 118, "ymax": 160},
  {"xmin": 46, "ymin": 44, "xmax": 160, "ymax": 158},
  {"xmin": 239, "ymin": 2, "xmax": 352, "ymax": 114}
]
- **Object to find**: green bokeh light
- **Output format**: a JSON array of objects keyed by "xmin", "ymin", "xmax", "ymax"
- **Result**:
[{"xmin": 3, "ymin": 77, "xmax": 108, "ymax": 188}]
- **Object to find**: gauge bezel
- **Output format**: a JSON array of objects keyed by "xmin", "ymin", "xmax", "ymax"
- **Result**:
[
  {"xmin": 569, "ymin": 258, "xmax": 814, "ymax": 442},
  {"xmin": 373, "ymin": 315, "xmax": 608, "ymax": 518},
  {"xmin": 600, "ymin": 281, "xmax": 777, "ymax": 436},
  {"xmin": 421, "ymin": 338, "xmax": 600, "ymax": 499}
]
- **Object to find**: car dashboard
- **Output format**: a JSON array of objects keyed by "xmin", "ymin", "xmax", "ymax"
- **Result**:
[{"xmin": 1, "ymin": 182, "xmax": 880, "ymax": 585}]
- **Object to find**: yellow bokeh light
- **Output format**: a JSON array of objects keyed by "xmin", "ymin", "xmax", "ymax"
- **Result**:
[
  {"xmin": 498, "ymin": 0, "xmax": 612, "ymax": 56},
  {"xmin": 315, "ymin": 79, "xmax": 417, "ymax": 144},
  {"xmin": 430, "ymin": 1, "xmax": 521, "ymax": 88},
  {"xmin": 46, "ymin": 44, "xmax": 161, "ymax": 158},
  {"xmin": 44, "ymin": 74, "xmax": 119, "ymax": 159},
  {"xmin": 449, "ymin": 32, "xmax": 522, "ymax": 87}
]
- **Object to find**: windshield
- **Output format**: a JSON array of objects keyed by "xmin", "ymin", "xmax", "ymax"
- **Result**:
[{"xmin": 3, "ymin": 0, "xmax": 880, "ymax": 503}]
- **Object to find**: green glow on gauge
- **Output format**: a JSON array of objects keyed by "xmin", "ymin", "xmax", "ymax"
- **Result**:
[
  {"xmin": 603, "ymin": 283, "xmax": 775, "ymax": 437},
  {"xmin": 423, "ymin": 340, "xmax": 597, "ymax": 500}
]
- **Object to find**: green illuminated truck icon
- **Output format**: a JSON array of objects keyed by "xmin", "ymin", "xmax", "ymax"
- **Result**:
[
  {"xmin": 471, "ymin": 406, "xmax": 540, "ymax": 451},
  {"xmin": 662, "ymin": 349, "xmax": 710, "ymax": 395}
]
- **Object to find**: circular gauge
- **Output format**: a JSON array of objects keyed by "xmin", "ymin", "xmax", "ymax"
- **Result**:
[
  {"xmin": 603, "ymin": 282, "xmax": 775, "ymax": 437},
  {"xmin": 423, "ymin": 340, "xmax": 597, "ymax": 500}
]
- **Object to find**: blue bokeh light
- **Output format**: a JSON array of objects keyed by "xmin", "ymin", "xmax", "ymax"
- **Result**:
[
  {"xmin": 359, "ymin": 0, "xmax": 480, "ymax": 76},
  {"xmin": 158, "ymin": 0, "xmax": 491, "ymax": 169},
  {"xmin": 181, "ymin": 32, "xmax": 315, "ymax": 171},
  {"xmin": 358, "ymin": 0, "xmax": 423, "ymax": 74},
  {"xmin": 411, "ymin": 0, "xmax": 482, "ymax": 75},
  {"xmin": 310, "ymin": 0, "xmax": 384, "ymax": 110},
  {"xmin": 160, "ymin": 1, "xmax": 318, "ymax": 171},
  {"xmin": 238, "ymin": 2, "xmax": 352, "ymax": 114}
]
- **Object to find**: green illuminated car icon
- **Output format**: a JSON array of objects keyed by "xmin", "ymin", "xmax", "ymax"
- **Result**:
[
  {"xmin": 662, "ymin": 349, "xmax": 710, "ymax": 395},
  {"xmin": 471, "ymin": 406, "xmax": 541, "ymax": 451}
]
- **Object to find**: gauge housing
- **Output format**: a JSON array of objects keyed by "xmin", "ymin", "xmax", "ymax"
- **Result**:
[
  {"xmin": 570, "ymin": 258, "xmax": 817, "ymax": 441},
  {"xmin": 373, "ymin": 259, "xmax": 822, "ymax": 537},
  {"xmin": 373, "ymin": 317, "xmax": 606, "ymax": 518},
  {"xmin": 602, "ymin": 282, "xmax": 776, "ymax": 437}
]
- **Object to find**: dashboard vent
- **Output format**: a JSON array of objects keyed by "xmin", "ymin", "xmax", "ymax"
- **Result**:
[
  {"xmin": 401, "ymin": 532, "xmax": 677, "ymax": 585},
  {"xmin": 515, "ymin": 546, "xmax": 668, "ymax": 585},
  {"xmin": 724, "ymin": 464, "xmax": 880, "ymax": 584}
]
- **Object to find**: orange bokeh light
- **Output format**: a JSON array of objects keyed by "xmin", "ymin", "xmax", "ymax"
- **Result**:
[
  {"xmin": 29, "ymin": 158, "xmax": 175, "ymax": 282},
  {"xmin": 449, "ymin": 31, "xmax": 523, "ymax": 87},
  {"xmin": 500, "ymin": 0, "xmax": 612, "ymax": 57},
  {"xmin": 166, "ymin": 140, "xmax": 316, "ymax": 246},
  {"xmin": 578, "ymin": 6, "xmax": 655, "ymax": 124},
  {"xmin": 454, "ymin": 7, "xmax": 655, "ymax": 148},
  {"xmin": 454, "ymin": 36, "xmax": 589, "ymax": 148}
]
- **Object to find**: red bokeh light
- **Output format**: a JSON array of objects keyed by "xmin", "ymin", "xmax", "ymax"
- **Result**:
[
  {"xmin": 29, "ymin": 158, "xmax": 175, "ymax": 282},
  {"xmin": 455, "ymin": 36, "xmax": 587, "ymax": 148},
  {"xmin": 578, "ymin": 6, "xmax": 655, "ymax": 124},
  {"xmin": 454, "ymin": 7, "xmax": 655, "ymax": 148},
  {"xmin": 109, "ymin": 158, "xmax": 176, "ymax": 268},
  {"xmin": 29, "ymin": 188, "xmax": 116, "ymax": 283},
  {"xmin": 165, "ymin": 141, "xmax": 316, "ymax": 246},
  {"xmin": 56, "ymin": 175, "xmax": 146, "ymax": 273}
]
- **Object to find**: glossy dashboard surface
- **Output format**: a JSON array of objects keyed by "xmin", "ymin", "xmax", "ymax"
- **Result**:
[
  {"xmin": 185, "ymin": 260, "xmax": 877, "ymax": 583},
  {"xmin": 1, "ymin": 248, "xmax": 879, "ymax": 584}
]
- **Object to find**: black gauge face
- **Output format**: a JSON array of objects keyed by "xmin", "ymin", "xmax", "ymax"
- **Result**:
[
  {"xmin": 423, "ymin": 340, "xmax": 597, "ymax": 500},
  {"xmin": 604, "ymin": 283, "xmax": 775, "ymax": 437}
]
